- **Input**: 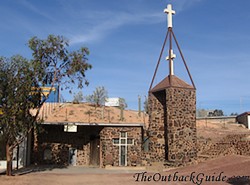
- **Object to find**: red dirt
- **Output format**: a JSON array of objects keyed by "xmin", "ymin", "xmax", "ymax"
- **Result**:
[{"xmin": 0, "ymin": 155, "xmax": 250, "ymax": 185}]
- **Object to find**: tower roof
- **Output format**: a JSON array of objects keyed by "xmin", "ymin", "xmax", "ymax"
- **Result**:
[{"xmin": 150, "ymin": 75, "xmax": 194, "ymax": 93}]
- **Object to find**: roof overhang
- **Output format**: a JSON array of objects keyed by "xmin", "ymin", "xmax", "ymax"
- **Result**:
[
  {"xmin": 237, "ymin": 112, "xmax": 250, "ymax": 118},
  {"xmin": 150, "ymin": 75, "xmax": 195, "ymax": 93},
  {"xmin": 42, "ymin": 122, "xmax": 144, "ymax": 127}
]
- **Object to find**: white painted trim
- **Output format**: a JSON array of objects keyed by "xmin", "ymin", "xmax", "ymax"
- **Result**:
[
  {"xmin": 112, "ymin": 132, "xmax": 134, "ymax": 166},
  {"xmin": 119, "ymin": 132, "xmax": 127, "ymax": 166},
  {"xmin": 248, "ymin": 115, "xmax": 250, "ymax": 129}
]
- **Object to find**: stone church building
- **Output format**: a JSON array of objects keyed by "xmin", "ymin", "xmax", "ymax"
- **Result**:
[
  {"xmin": 31, "ymin": 4, "xmax": 197, "ymax": 168},
  {"xmin": 32, "ymin": 103, "xmax": 146, "ymax": 167}
]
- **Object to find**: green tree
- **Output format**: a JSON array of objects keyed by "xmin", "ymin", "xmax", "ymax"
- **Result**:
[
  {"xmin": 73, "ymin": 91, "xmax": 84, "ymax": 103},
  {"xmin": 230, "ymin": 112, "xmax": 238, "ymax": 116},
  {"xmin": 0, "ymin": 35, "xmax": 92, "ymax": 176},
  {"xmin": 29, "ymin": 35, "xmax": 92, "ymax": 92},
  {"xmin": 85, "ymin": 86, "xmax": 108, "ymax": 107},
  {"xmin": 208, "ymin": 109, "xmax": 224, "ymax": 117},
  {"xmin": 118, "ymin": 98, "xmax": 127, "ymax": 109},
  {"xmin": 118, "ymin": 98, "xmax": 127, "ymax": 121},
  {"xmin": 0, "ymin": 56, "xmax": 41, "ymax": 175}
]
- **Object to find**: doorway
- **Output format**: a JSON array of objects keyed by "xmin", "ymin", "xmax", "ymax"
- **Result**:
[
  {"xmin": 69, "ymin": 148, "xmax": 77, "ymax": 166},
  {"xmin": 90, "ymin": 136, "xmax": 100, "ymax": 166}
]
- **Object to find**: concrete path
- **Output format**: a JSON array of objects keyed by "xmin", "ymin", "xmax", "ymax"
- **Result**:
[{"xmin": 13, "ymin": 165, "xmax": 146, "ymax": 175}]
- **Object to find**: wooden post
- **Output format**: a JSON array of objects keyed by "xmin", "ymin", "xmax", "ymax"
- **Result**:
[
  {"xmin": 108, "ymin": 110, "xmax": 111, "ymax": 123},
  {"xmin": 102, "ymin": 106, "xmax": 104, "ymax": 120},
  {"xmin": 138, "ymin": 95, "xmax": 141, "ymax": 117},
  {"xmin": 65, "ymin": 108, "xmax": 68, "ymax": 121}
]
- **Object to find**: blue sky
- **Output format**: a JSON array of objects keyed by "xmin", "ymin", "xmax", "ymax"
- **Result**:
[{"xmin": 1, "ymin": 0, "xmax": 250, "ymax": 115}]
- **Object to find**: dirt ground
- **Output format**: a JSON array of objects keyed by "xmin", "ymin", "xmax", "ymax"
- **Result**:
[
  {"xmin": 196, "ymin": 119, "xmax": 250, "ymax": 140},
  {"xmin": 0, "ymin": 155, "xmax": 250, "ymax": 185}
]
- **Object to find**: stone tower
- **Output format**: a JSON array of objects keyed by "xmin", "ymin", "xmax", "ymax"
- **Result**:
[{"xmin": 147, "ymin": 4, "xmax": 197, "ymax": 165}]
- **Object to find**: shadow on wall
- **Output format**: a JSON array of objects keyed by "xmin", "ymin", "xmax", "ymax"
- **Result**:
[{"xmin": 227, "ymin": 176, "xmax": 250, "ymax": 185}]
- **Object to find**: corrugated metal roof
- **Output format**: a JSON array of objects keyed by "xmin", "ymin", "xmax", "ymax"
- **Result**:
[{"xmin": 150, "ymin": 75, "xmax": 194, "ymax": 93}]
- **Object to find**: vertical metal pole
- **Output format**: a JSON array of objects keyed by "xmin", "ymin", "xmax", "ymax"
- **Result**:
[{"xmin": 138, "ymin": 95, "xmax": 141, "ymax": 117}]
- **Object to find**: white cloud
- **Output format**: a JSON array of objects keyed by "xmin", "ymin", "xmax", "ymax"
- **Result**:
[
  {"xmin": 20, "ymin": 0, "xmax": 55, "ymax": 22},
  {"xmin": 69, "ymin": 11, "xmax": 164, "ymax": 45},
  {"xmin": 170, "ymin": 0, "xmax": 204, "ymax": 13},
  {"xmin": 68, "ymin": 0, "xmax": 205, "ymax": 45}
]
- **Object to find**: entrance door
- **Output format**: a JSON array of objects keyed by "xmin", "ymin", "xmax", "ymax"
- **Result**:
[
  {"xmin": 69, "ymin": 148, "xmax": 77, "ymax": 166},
  {"xmin": 90, "ymin": 136, "xmax": 100, "ymax": 166}
]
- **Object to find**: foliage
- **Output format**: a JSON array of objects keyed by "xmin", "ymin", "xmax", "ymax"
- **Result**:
[
  {"xmin": 118, "ymin": 98, "xmax": 127, "ymax": 109},
  {"xmin": 230, "ymin": 112, "xmax": 238, "ymax": 116},
  {"xmin": 29, "ymin": 35, "xmax": 92, "ymax": 92},
  {"xmin": 118, "ymin": 98, "xmax": 127, "ymax": 121},
  {"xmin": 0, "ymin": 56, "xmax": 42, "ymax": 175},
  {"xmin": 208, "ymin": 109, "xmax": 224, "ymax": 117},
  {"xmin": 73, "ymin": 91, "xmax": 84, "ymax": 103},
  {"xmin": 85, "ymin": 86, "xmax": 108, "ymax": 107},
  {"xmin": 0, "ymin": 34, "xmax": 92, "ymax": 175},
  {"xmin": 0, "ymin": 56, "xmax": 40, "ymax": 145}
]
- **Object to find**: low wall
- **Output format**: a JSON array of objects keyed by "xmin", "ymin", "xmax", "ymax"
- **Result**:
[
  {"xmin": 197, "ymin": 116, "xmax": 236, "ymax": 124},
  {"xmin": 198, "ymin": 134, "xmax": 250, "ymax": 158}
]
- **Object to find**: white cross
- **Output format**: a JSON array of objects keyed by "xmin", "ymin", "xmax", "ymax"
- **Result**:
[
  {"xmin": 166, "ymin": 49, "xmax": 176, "ymax": 75},
  {"xmin": 164, "ymin": 4, "xmax": 175, "ymax": 28}
]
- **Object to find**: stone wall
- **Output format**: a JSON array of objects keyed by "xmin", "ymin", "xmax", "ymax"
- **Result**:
[
  {"xmin": 146, "ymin": 87, "xmax": 197, "ymax": 166},
  {"xmin": 33, "ymin": 124, "xmax": 143, "ymax": 167},
  {"xmin": 100, "ymin": 126, "xmax": 142, "ymax": 167},
  {"xmin": 166, "ymin": 87, "xmax": 197, "ymax": 163},
  {"xmin": 33, "ymin": 125, "xmax": 102, "ymax": 166},
  {"xmin": 146, "ymin": 92, "xmax": 166, "ymax": 163},
  {"xmin": 197, "ymin": 117, "xmax": 236, "ymax": 125},
  {"xmin": 198, "ymin": 134, "xmax": 250, "ymax": 158}
]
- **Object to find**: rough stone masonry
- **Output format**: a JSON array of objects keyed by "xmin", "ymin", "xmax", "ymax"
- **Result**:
[{"xmin": 147, "ymin": 75, "xmax": 197, "ymax": 166}]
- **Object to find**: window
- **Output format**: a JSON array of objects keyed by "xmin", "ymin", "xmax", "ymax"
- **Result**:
[
  {"xmin": 112, "ymin": 138, "xmax": 119, "ymax": 145},
  {"xmin": 112, "ymin": 132, "xmax": 134, "ymax": 166},
  {"xmin": 121, "ymin": 132, "xmax": 126, "ymax": 138},
  {"xmin": 121, "ymin": 139, "xmax": 126, "ymax": 144},
  {"xmin": 127, "ymin": 138, "xmax": 134, "ymax": 145}
]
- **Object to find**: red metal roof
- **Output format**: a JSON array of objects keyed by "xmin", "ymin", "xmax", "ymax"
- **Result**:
[
  {"xmin": 237, "ymin": 112, "xmax": 250, "ymax": 118},
  {"xmin": 150, "ymin": 75, "xmax": 194, "ymax": 93}
]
